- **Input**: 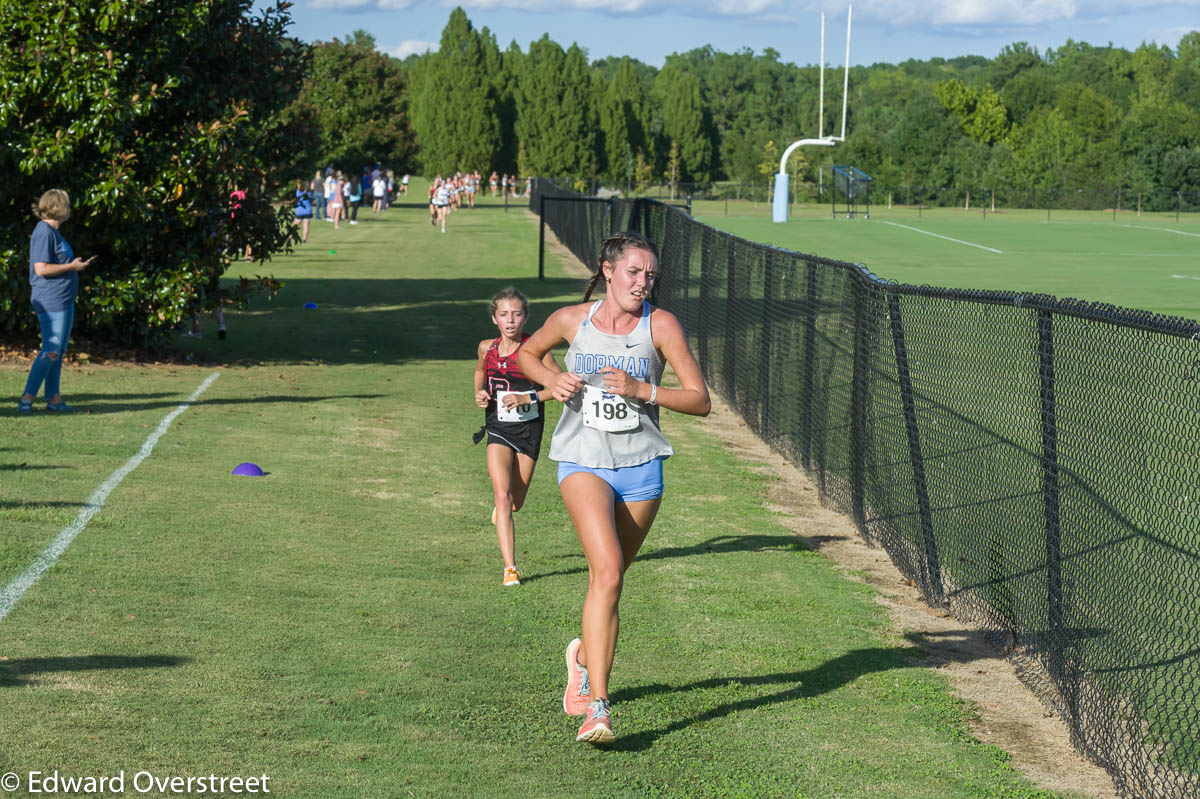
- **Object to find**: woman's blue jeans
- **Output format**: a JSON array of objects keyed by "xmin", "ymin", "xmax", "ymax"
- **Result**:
[
  {"xmin": 23, "ymin": 305, "xmax": 74, "ymax": 399},
  {"xmin": 312, "ymin": 193, "xmax": 326, "ymax": 220}
]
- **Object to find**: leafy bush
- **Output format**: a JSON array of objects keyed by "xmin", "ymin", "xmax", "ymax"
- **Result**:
[{"xmin": 0, "ymin": 0, "xmax": 309, "ymax": 344}]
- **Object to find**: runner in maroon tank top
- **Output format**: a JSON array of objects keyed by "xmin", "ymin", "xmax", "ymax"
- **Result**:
[{"xmin": 473, "ymin": 287, "xmax": 559, "ymax": 586}]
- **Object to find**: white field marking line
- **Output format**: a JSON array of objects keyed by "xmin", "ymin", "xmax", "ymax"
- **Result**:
[
  {"xmin": 1118, "ymin": 224, "xmax": 1200, "ymax": 239},
  {"xmin": 0, "ymin": 371, "xmax": 220, "ymax": 623},
  {"xmin": 1172, "ymin": 275, "xmax": 1200, "ymax": 280},
  {"xmin": 880, "ymin": 220, "xmax": 1003, "ymax": 253}
]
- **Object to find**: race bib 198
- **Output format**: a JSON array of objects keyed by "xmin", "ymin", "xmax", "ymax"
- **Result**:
[
  {"xmin": 496, "ymin": 390, "xmax": 538, "ymax": 422},
  {"xmin": 581, "ymin": 384, "xmax": 640, "ymax": 432}
]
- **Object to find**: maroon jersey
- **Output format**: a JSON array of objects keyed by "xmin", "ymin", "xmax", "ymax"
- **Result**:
[{"xmin": 483, "ymin": 335, "xmax": 543, "ymax": 427}]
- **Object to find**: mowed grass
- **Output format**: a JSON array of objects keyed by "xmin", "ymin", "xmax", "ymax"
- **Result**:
[
  {"xmin": 0, "ymin": 188, "xmax": 1090, "ymax": 798},
  {"xmin": 693, "ymin": 200, "xmax": 1200, "ymax": 321}
]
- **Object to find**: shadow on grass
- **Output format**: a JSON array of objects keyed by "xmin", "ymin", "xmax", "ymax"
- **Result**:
[
  {"xmin": 603, "ymin": 630, "xmax": 994, "ymax": 751},
  {"xmin": 0, "ymin": 464, "xmax": 72, "ymax": 472},
  {"xmin": 519, "ymin": 534, "xmax": 804, "ymax": 585},
  {"xmin": 168, "ymin": 276, "xmax": 586, "ymax": 367},
  {"xmin": 0, "ymin": 654, "xmax": 189, "ymax": 688},
  {"xmin": 0, "ymin": 500, "xmax": 85, "ymax": 510},
  {"xmin": 27, "ymin": 393, "xmax": 387, "ymax": 415}
]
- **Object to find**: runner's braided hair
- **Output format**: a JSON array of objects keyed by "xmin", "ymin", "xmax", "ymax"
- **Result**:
[{"xmin": 583, "ymin": 231, "xmax": 659, "ymax": 302}]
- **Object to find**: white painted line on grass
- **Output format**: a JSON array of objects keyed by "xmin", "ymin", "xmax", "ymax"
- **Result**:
[
  {"xmin": 881, "ymin": 220, "xmax": 1003, "ymax": 253},
  {"xmin": 0, "ymin": 371, "xmax": 220, "ymax": 623},
  {"xmin": 1172, "ymin": 275, "xmax": 1200, "ymax": 281},
  {"xmin": 1119, "ymin": 224, "xmax": 1200, "ymax": 239}
]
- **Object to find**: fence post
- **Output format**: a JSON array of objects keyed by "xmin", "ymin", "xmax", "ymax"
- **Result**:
[
  {"xmin": 1178, "ymin": 191, "xmax": 1183, "ymax": 222},
  {"xmin": 760, "ymin": 250, "xmax": 775, "ymax": 439},
  {"xmin": 698, "ymin": 229, "xmax": 711, "ymax": 374},
  {"xmin": 678, "ymin": 212, "xmax": 694, "ymax": 331},
  {"xmin": 800, "ymin": 261, "xmax": 819, "ymax": 471},
  {"xmin": 538, "ymin": 194, "xmax": 550, "ymax": 279},
  {"xmin": 887, "ymin": 292, "xmax": 944, "ymax": 606},
  {"xmin": 850, "ymin": 276, "xmax": 870, "ymax": 530},
  {"xmin": 1037, "ymin": 308, "xmax": 1073, "ymax": 723},
  {"xmin": 723, "ymin": 237, "xmax": 737, "ymax": 401}
]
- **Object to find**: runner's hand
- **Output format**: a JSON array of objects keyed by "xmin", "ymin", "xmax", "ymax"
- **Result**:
[
  {"xmin": 551, "ymin": 372, "xmax": 586, "ymax": 402},
  {"xmin": 501, "ymin": 392, "xmax": 534, "ymax": 410},
  {"xmin": 599, "ymin": 366, "xmax": 637, "ymax": 398},
  {"xmin": 474, "ymin": 389, "xmax": 489, "ymax": 408}
]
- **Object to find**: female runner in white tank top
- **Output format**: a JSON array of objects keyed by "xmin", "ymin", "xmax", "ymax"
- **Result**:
[{"xmin": 518, "ymin": 231, "xmax": 710, "ymax": 745}]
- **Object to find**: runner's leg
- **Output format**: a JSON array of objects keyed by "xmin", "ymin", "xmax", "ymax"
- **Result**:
[
  {"xmin": 573, "ymin": 493, "xmax": 660, "ymax": 696},
  {"xmin": 510, "ymin": 452, "xmax": 537, "ymax": 512},
  {"xmin": 487, "ymin": 443, "xmax": 518, "ymax": 571}
]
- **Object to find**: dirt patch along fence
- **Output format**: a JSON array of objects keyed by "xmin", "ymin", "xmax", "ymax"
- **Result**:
[{"xmin": 532, "ymin": 177, "xmax": 1200, "ymax": 799}]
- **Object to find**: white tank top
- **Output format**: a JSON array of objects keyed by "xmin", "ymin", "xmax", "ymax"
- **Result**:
[{"xmin": 548, "ymin": 300, "xmax": 674, "ymax": 468}]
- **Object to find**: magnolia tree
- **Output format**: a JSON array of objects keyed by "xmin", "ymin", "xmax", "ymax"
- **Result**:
[{"xmin": 0, "ymin": 0, "xmax": 309, "ymax": 344}]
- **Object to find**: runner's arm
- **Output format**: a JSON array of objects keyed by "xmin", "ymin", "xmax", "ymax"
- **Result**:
[
  {"xmin": 473, "ymin": 340, "xmax": 490, "ymax": 408},
  {"xmin": 517, "ymin": 307, "xmax": 585, "ymax": 402},
  {"xmin": 647, "ymin": 309, "xmax": 710, "ymax": 416},
  {"xmin": 531, "ymin": 351, "xmax": 562, "ymax": 403}
]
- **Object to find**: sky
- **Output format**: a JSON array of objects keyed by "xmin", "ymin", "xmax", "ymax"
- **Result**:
[{"xmin": 276, "ymin": 0, "xmax": 1200, "ymax": 69}]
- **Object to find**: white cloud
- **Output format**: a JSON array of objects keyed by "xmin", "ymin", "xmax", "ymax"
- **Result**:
[
  {"xmin": 309, "ymin": 0, "xmax": 787, "ymax": 15},
  {"xmin": 384, "ymin": 39, "xmax": 440, "ymax": 58},
  {"xmin": 306, "ymin": 0, "xmax": 376, "ymax": 9},
  {"xmin": 307, "ymin": 0, "xmax": 1200, "ymax": 30},
  {"xmin": 1145, "ymin": 24, "xmax": 1200, "ymax": 47}
]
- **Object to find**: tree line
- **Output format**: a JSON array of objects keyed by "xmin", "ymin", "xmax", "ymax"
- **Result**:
[
  {"xmin": 3, "ymin": 2, "xmax": 1197, "ymax": 345},
  {"xmin": 299, "ymin": 7, "xmax": 1200, "ymax": 202}
]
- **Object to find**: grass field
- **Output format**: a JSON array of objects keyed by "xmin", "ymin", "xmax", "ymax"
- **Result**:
[
  {"xmin": 692, "ymin": 200, "xmax": 1200, "ymax": 321},
  {"xmin": 0, "ymin": 187, "xmax": 1093, "ymax": 798}
]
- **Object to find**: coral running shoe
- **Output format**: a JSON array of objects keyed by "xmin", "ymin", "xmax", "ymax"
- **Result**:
[
  {"xmin": 502, "ymin": 567, "xmax": 521, "ymax": 587},
  {"xmin": 576, "ymin": 698, "xmax": 613, "ymax": 744},
  {"xmin": 563, "ymin": 638, "xmax": 591, "ymax": 715}
]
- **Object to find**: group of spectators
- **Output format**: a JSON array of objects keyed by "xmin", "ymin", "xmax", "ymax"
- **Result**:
[
  {"xmin": 294, "ymin": 166, "xmax": 409, "ymax": 235},
  {"xmin": 488, "ymin": 172, "xmax": 531, "ymax": 199}
]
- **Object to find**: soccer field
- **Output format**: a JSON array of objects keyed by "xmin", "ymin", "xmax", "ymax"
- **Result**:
[
  {"xmin": 693, "ymin": 202, "xmax": 1200, "ymax": 321},
  {"xmin": 0, "ymin": 196, "xmax": 1097, "ymax": 798}
]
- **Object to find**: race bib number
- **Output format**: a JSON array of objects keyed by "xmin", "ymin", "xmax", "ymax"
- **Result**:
[
  {"xmin": 496, "ymin": 390, "xmax": 538, "ymax": 422},
  {"xmin": 581, "ymin": 384, "xmax": 640, "ymax": 432}
]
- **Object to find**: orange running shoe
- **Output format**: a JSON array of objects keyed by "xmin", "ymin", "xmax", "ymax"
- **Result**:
[
  {"xmin": 502, "ymin": 567, "xmax": 521, "ymax": 587},
  {"xmin": 563, "ymin": 638, "xmax": 590, "ymax": 715},
  {"xmin": 576, "ymin": 698, "xmax": 613, "ymax": 744}
]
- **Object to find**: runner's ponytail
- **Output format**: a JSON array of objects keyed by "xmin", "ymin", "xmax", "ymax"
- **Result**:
[{"xmin": 582, "ymin": 270, "xmax": 604, "ymax": 302}]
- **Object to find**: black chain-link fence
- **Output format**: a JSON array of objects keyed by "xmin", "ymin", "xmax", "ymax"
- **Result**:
[{"xmin": 532, "ymin": 177, "xmax": 1200, "ymax": 799}]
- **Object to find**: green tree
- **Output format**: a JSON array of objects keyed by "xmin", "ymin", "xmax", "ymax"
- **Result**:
[
  {"xmin": 410, "ymin": 7, "xmax": 501, "ymax": 175},
  {"xmin": 598, "ymin": 58, "xmax": 651, "ymax": 185},
  {"xmin": 0, "ymin": 0, "xmax": 304, "ymax": 343},
  {"xmin": 656, "ymin": 64, "xmax": 712, "ymax": 183},
  {"xmin": 1006, "ymin": 108, "xmax": 1087, "ymax": 189},
  {"xmin": 759, "ymin": 139, "xmax": 779, "ymax": 200},
  {"xmin": 513, "ymin": 36, "xmax": 595, "ymax": 177},
  {"xmin": 666, "ymin": 140, "xmax": 681, "ymax": 198},
  {"xmin": 935, "ymin": 80, "xmax": 1010, "ymax": 144},
  {"xmin": 989, "ymin": 42, "xmax": 1041, "ymax": 88},
  {"xmin": 634, "ymin": 149, "xmax": 655, "ymax": 193},
  {"xmin": 291, "ymin": 30, "xmax": 414, "ymax": 172},
  {"xmin": 1179, "ymin": 31, "xmax": 1200, "ymax": 71}
]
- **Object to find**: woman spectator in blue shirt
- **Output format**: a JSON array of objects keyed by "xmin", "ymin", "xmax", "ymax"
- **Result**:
[{"xmin": 17, "ymin": 189, "xmax": 94, "ymax": 414}]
